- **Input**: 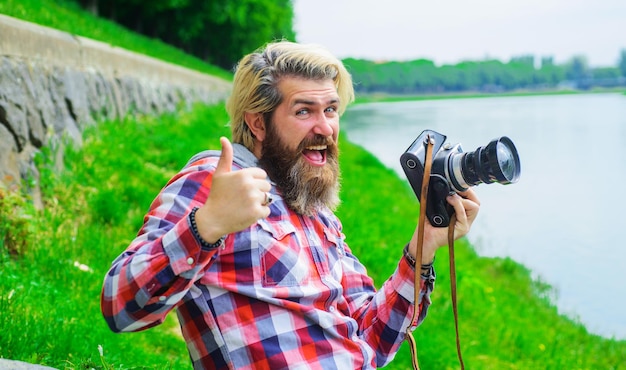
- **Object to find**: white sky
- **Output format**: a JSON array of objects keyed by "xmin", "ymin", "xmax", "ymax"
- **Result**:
[{"xmin": 293, "ymin": 0, "xmax": 626, "ymax": 67}]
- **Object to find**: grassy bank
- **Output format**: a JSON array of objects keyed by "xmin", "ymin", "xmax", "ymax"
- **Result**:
[
  {"xmin": 0, "ymin": 108, "xmax": 222, "ymax": 369},
  {"xmin": 0, "ymin": 0, "xmax": 231, "ymax": 81},
  {"xmin": 2, "ymin": 103, "xmax": 626, "ymax": 369}
]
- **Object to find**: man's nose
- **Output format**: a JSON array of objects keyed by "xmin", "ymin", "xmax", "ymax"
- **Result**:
[{"xmin": 312, "ymin": 114, "xmax": 335, "ymax": 137}]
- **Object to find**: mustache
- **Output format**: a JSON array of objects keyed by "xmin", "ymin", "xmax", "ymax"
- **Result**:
[{"xmin": 298, "ymin": 135, "xmax": 336, "ymax": 150}]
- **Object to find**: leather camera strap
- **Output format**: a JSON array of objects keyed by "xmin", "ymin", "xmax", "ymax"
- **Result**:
[
  {"xmin": 448, "ymin": 212, "xmax": 465, "ymax": 369},
  {"xmin": 405, "ymin": 135, "xmax": 465, "ymax": 370}
]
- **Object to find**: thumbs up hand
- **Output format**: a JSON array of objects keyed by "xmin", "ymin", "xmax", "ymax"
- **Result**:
[{"xmin": 194, "ymin": 137, "xmax": 272, "ymax": 244}]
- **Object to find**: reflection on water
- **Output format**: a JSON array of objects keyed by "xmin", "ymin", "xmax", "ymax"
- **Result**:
[{"xmin": 342, "ymin": 93, "xmax": 626, "ymax": 339}]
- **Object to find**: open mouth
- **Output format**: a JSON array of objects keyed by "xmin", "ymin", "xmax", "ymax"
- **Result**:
[{"xmin": 302, "ymin": 144, "xmax": 327, "ymax": 166}]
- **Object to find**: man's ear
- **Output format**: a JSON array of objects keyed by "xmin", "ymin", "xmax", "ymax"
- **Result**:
[{"xmin": 245, "ymin": 112, "xmax": 266, "ymax": 142}]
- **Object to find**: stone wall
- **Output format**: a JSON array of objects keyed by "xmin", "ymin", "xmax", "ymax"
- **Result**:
[{"xmin": 0, "ymin": 14, "xmax": 231, "ymax": 204}]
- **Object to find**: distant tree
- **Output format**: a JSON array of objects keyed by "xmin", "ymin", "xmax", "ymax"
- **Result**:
[
  {"xmin": 455, "ymin": 61, "xmax": 484, "ymax": 91},
  {"xmin": 342, "ymin": 58, "xmax": 377, "ymax": 92},
  {"xmin": 590, "ymin": 67, "xmax": 622, "ymax": 87},
  {"xmin": 507, "ymin": 55, "xmax": 536, "ymax": 89},
  {"xmin": 565, "ymin": 55, "xmax": 590, "ymax": 86},
  {"xmin": 408, "ymin": 59, "xmax": 438, "ymax": 92},
  {"xmin": 619, "ymin": 49, "xmax": 626, "ymax": 77},
  {"xmin": 536, "ymin": 62, "xmax": 565, "ymax": 87},
  {"xmin": 436, "ymin": 65, "xmax": 461, "ymax": 91},
  {"xmin": 540, "ymin": 56, "xmax": 554, "ymax": 68},
  {"xmin": 175, "ymin": 0, "xmax": 295, "ymax": 69},
  {"xmin": 83, "ymin": 0, "xmax": 295, "ymax": 70},
  {"xmin": 79, "ymin": 0, "xmax": 98, "ymax": 15},
  {"xmin": 509, "ymin": 55, "xmax": 534, "ymax": 67},
  {"xmin": 593, "ymin": 67, "xmax": 620, "ymax": 79}
]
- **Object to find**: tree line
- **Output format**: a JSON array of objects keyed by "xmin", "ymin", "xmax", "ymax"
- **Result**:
[
  {"xmin": 75, "ymin": 0, "xmax": 625, "ymax": 94},
  {"xmin": 343, "ymin": 52, "xmax": 626, "ymax": 94},
  {"xmin": 77, "ymin": 0, "xmax": 294, "ymax": 70}
]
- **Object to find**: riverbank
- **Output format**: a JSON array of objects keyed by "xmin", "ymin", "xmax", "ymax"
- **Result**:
[{"xmin": 354, "ymin": 86, "xmax": 626, "ymax": 104}]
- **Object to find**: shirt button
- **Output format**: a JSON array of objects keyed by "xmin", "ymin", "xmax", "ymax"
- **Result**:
[
  {"xmin": 329, "ymin": 306, "xmax": 336, "ymax": 312},
  {"xmin": 159, "ymin": 296, "xmax": 166, "ymax": 302},
  {"xmin": 187, "ymin": 257, "xmax": 194, "ymax": 265}
]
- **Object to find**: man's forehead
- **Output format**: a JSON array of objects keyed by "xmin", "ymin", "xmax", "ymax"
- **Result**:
[{"xmin": 278, "ymin": 77, "xmax": 339, "ymax": 104}]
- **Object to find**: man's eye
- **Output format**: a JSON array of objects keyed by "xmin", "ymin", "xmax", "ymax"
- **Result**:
[
  {"xmin": 296, "ymin": 109, "xmax": 309, "ymax": 116},
  {"xmin": 325, "ymin": 106, "xmax": 338, "ymax": 113}
]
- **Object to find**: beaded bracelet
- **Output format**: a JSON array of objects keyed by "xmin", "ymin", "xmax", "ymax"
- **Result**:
[{"xmin": 189, "ymin": 207, "xmax": 225, "ymax": 249}]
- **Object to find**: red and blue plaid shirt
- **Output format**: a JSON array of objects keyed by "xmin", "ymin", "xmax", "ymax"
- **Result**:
[{"xmin": 101, "ymin": 144, "xmax": 435, "ymax": 369}]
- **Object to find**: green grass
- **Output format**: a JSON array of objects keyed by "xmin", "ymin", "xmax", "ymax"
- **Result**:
[
  {"xmin": 2, "ymin": 104, "xmax": 626, "ymax": 369},
  {"xmin": 0, "ymin": 0, "xmax": 232, "ymax": 81},
  {"xmin": 0, "ymin": 106, "xmax": 228, "ymax": 369}
]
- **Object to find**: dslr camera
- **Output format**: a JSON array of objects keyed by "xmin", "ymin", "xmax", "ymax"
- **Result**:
[{"xmin": 401, "ymin": 129, "xmax": 520, "ymax": 227}]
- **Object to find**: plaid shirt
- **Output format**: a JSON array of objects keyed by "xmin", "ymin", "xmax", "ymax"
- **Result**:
[{"xmin": 101, "ymin": 144, "xmax": 435, "ymax": 370}]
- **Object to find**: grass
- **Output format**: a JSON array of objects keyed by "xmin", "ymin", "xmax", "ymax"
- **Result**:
[
  {"xmin": 0, "ymin": 106, "xmax": 227, "ymax": 369},
  {"xmin": 0, "ymin": 0, "xmax": 232, "ymax": 81},
  {"xmin": 1, "ymin": 103, "xmax": 626, "ymax": 369}
]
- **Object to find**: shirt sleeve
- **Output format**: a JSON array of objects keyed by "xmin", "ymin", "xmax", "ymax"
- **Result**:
[
  {"xmin": 339, "ymin": 234, "xmax": 436, "ymax": 367},
  {"xmin": 100, "ymin": 158, "xmax": 221, "ymax": 333}
]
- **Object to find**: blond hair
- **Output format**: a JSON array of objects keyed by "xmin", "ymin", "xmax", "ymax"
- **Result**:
[{"xmin": 226, "ymin": 41, "xmax": 355, "ymax": 151}]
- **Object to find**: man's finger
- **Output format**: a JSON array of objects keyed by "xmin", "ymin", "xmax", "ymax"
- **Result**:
[
  {"xmin": 447, "ymin": 193, "xmax": 466, "ymax": 222},
  {"xmin": 215, "ymin": 137, "xmax": 234, "ymax": 175}
]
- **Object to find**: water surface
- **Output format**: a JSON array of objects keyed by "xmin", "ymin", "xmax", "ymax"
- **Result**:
[{"xmin": 342, "ymin": 93, "xmax": 626, "ymax": 339}]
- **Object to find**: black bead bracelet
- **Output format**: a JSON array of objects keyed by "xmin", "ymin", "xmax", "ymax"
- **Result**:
[{"xmin": 189, "ymin": 207, "xmax": 225, "ymax": 249}]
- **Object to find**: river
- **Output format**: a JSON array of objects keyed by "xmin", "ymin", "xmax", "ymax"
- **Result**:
[{"xmin": 341, "ymin": 92, "xmax": 626, "ymax": 340}]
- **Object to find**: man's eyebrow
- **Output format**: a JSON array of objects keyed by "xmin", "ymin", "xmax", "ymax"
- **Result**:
[
  {"xmin": 293, "ymin": 99, "xmax": 314, "ymax": 106},
  {"xmin": 293, "ymin": 98, "xmax": 340, "ymax": 106}
]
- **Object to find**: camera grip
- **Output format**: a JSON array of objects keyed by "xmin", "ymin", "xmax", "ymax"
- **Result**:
[{"xmin": 426, "ymin": 175, "xmax": 453, "ymax": 227}]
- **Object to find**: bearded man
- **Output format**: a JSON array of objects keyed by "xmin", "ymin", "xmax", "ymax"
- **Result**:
[{"xmin": 101, "ymin": 41, "xmax": 480, "ymax": 370}]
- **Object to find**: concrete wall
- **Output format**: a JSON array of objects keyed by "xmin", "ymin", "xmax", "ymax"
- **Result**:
[{"xmin": 0, "ymin": 14, "xmax": 231, "ymax": 205}]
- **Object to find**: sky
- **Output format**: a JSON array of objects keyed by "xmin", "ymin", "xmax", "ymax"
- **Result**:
[{"xmin": 293, "ymin": 0, "xmax": 626, "ymax": 67}]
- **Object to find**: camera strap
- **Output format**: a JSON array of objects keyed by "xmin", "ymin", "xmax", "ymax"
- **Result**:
[{"xmin": 405, "ymin": 135, "xmax": 465, "ymax": 370}]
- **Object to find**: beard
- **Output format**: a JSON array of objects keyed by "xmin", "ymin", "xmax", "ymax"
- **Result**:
[{"xmin": 258, "ymin": 123, "xmax": 341, "ymax": 216}]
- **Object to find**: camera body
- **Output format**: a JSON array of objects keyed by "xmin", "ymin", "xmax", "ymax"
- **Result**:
[
  {"xmin": 401, "ymin": 129, "xmax": 520, "ymax": 227},
  {"xmin": 401, "ymin": 130, "xmax": 456, "ymax": 227}
]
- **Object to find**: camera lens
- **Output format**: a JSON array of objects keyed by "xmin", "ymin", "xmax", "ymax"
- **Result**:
[
  {"xmin": 494, "ymin": 139, "xmax": 518, "ymax": 183},
  {"xmin": 448, "ymin": 136, "xmax": 520, "ymax": 191}
]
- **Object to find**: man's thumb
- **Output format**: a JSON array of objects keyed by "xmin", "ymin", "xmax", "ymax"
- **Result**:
[{"xmin": 215, "ymin": 137, "xmax": 233, "ymax": 174}]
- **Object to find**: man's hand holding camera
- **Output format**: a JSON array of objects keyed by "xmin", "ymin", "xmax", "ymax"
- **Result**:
[{"xmin": 408, "ymin": 189, "xmax": 481, "ymax": 265}]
